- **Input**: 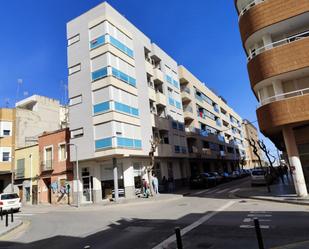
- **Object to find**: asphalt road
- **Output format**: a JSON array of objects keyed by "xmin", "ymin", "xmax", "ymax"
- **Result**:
[{"xmin": 0, "ymin": 178, "xmax": 308, "ymax": 249}]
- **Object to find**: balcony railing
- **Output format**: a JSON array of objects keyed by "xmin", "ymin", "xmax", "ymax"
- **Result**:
[
  {"xmin": 181, "ymin": 86, "xmax": 191, "ymax": 94},
  {"xmin": 41, "ymin": 160, "xmax": 53, "ymax": 171},
  {"xmin": 238, "ymin": 0, "xmax": 265, "ymax": 21},
  {"xmin": 184, "ymin": 105, "xmax": 193, "ymax": 113},
  {"xmin": 259, "ymin": 87, "xmax": 309, "ymax": 106},
  {"xmin": 248, "ymin": 30, "xmax": 309, "ymax": 61}
]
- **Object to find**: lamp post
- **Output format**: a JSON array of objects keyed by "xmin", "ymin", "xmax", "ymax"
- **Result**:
[
  {"xmin": 8, "ymin": 156, "xmax": 15, "ymax": 193},
  {"xmin": 67, "ymin": 143, "xmax": 79, "ymax": 208},
  {"xmin": 29, "ymin": 154, "xmax": 32, "ymax": 204}
]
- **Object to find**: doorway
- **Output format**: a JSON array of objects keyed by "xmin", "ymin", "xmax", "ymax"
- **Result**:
[{"xmin": 82, "ymin": 168, "xmax": 93, "ymax": 203}]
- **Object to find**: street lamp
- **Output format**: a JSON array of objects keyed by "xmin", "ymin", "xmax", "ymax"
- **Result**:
[
  {"xmin": 7, "ymin": 156, "xmax": 15, "ymax": 193},
  {"xmin": 67, "ymin": 143, "xmax": 80, "ymax": 208}
]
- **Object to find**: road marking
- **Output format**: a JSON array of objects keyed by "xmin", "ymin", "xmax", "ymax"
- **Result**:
[
  {"xmin": 247, "ymin": 214, "xmax": 272, "ymax": 217},
  {"xmin": 229, "ymin": 188, "xmax": 240, "ymax": 193},
  {"xmin": 216, "ymin": 189, "xmax": 229, "ymax": 194},
  {"xmin": 152, "ymin": 201, "xmax": 235, "ymax": 249},
  {"xmin": 15, "ymin": 213, "xmax": 34, "ymax": 216},
  {"xmin": 194, "ymin": 189, "xmax": 210, "ymax": 195},
  {"xmin": 243, "ymin": 218, "xmax": 271, "ymax": 222},
  {"xmin": 240, "ymin": 225, "xmax": 270, "ymax": 229},
  {"xmin": 249, "ymin": 211, "xmax": 271, "ymax": 214},
  {"xmin": 243, "ymin": 218, "xmax": 251, "ymax": 222}
]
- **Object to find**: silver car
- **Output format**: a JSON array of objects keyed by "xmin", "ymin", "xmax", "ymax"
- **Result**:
[{"xmin": 251, "ymin": 169, "xmax": 267, "ymax": 186}]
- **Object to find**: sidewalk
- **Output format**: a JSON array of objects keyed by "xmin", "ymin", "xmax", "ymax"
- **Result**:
[
  {"xmin": 234, "ymin": 176, "xmax": 309, "ymax": 206},
  {"xmin": 21, "ymin": 192, "xmax": 184, "ymax": 213},
  {"xmin": 0, "ymin": 218, "xmax": 23, "ymax": 237}
]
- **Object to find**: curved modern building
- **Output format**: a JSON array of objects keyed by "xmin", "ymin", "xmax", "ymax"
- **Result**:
[{"xmin": 235, "ymin": 0, "xmax": 309, "ymax": 196}]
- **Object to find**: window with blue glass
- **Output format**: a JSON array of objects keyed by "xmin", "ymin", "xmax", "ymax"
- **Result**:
[
  {"xmin": 115, "ymin": 102, "xmax": 139, "ymax": 116},
  {"xmin": 181, "ymin": 146, "xmax": 187, "ymax": 154},
  {"xmin": 168, "ymin": 97, "xmax": 175, "ymax": 106},
  {"xmin": 178, "ymin": 123, "xmax": 184, "ymax": 131},
  {"xmin": 111, "ymin": 67, "xmax": 136, "ymax": 87},
  {"xmin": 166, "ymin": 75, "xmax": 172, "ymax": 84},
  {"xmin": 95, "ymin": 137, "xmax": 112, "ymax": 150},
  {"xmin": 174, "ymin": 145, "xmax": 180, "ymax": 153},
  {"xmin": 173, "ymin": 79, "xmax": 179, "ymax": 89},
  {"xmin": 109, "ymin": 35, "xmax": 134, "ymax": 58},
  {"xmin": 117, "ymin": 137, "xmax": 142, "ymax": 149},
  {"xmin": 92, "ymin": 67, "xmax": 108, "ymax": 81},
  {"xmin": 172, "ymin": 121, "xmax": 178, "ymax": 129},
  {"xmin": 90, "ymin": 35, "xmax": 106, "ymax": 49},
  {"xmin": 175, "ymin": 101, "xmax": 181, "ymax": 109},
  {"xmin": 93, "ymin": 101, "xmax": 110, "ymax": 114}
]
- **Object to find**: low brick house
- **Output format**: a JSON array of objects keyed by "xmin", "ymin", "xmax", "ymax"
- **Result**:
[{"xmin": 38, "ymin": 128, "xmax": 73, "ymax": 204}]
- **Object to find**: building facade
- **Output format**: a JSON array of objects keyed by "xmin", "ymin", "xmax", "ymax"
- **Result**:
[
  {"xmin": 178, "ymin": 66, "xmax": 246, "ymax": 175},
  {"xmin": 67, "ymin": 2, "xmax": 246, "ymax": 204},
  {"xmin": 14, "ymin": 144, "xmax": 39, "ymax": 205},
  {"xmin": 38, "ymin": 128, "xmax": 73, "ymax": 205},
  {"xmin": 242, "ymin": 119, "xmax": 263, "ymax": 168},
  {"xmin": 235, "ymin": 0, "xmax": 309, "ymax": 196},
  {"xmin": 0, "ymin": 108, "xmax": 15, "ymax": 193}
]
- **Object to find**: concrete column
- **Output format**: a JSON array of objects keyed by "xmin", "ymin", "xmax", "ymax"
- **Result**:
[
  {"xmin": 272, "ymin": 80, "xmax": 284, "ymax": 101},
  {"xmin": 92, "ymin": 165, "xmax": 102, "ymax": 203},
  {"xmin": 72, "ymin": 166, "xmax": 82, "ymax": 205},
  {"xmin": 262, "ymin": 34, "xmax": 273, "ymax": 50},
  {"xmin": 113, "ymin": 158, "xmax": 119, "ymax": 201},
  {"xmin": 123, "ymin": 160, "xmax": 135, "ymax": 199},
  {"xmin": 282, "ymin": 126, "xmax": 308, "ymax": 197}
]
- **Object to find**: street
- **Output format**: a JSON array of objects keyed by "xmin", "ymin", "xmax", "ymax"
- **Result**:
[{"xmin": 0, "ymin": 178, "xmax": 309, "ymax": 249}]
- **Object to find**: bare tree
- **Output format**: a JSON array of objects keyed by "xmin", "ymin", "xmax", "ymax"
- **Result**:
[
  {"xmin": 257, "ymin": 140, "xmax": 276, "ymax": 168},
  {"xmin": 245, "ymin": 138, "xmax": 262, "ymax": 168},
  {"xmin": 147, "ymin": 136, "xmax": 161, "ymax": 196}
]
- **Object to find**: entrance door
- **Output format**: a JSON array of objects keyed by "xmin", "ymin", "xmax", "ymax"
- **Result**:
[
  {"xmin": 32, "ymin": 185, "xmax": 38, "ymax": 205},
  {"xmin": 18, "ymin": 186, "xmax": 23, "ymax": 202},
  {"xmin": 82, "ymin": 176, "xmax": 92, "ymax": 202}
]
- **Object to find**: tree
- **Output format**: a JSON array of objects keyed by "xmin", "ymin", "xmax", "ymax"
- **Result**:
[
  {"xmin": 257, "ymin": 140, "xmax": 276, "ymax": 168},
  {"xmin": 147, "ymin": 136, "xmax": 161, "ymax": 196},
  {"xmin": 245, "ymin": 138, "xmax": 262, "ymax": 168}
]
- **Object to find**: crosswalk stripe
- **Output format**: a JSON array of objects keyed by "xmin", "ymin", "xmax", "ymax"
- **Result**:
[
  {"xmin": 229, "ymin": 188, "xmax": 240, "ymax": 193},
  {"xmin": 247, "ymin": 214, "xmax": 272, "ymax": 217},
  {"xmin": 216, "ymin": 189, "xmax": 229, "ymax": 194},
  {"xmin": 240, "ymin": 225, "xmax": 270, "ymax": 229}
]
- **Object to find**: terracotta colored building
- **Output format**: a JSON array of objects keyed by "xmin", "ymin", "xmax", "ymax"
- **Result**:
[
  {"xmin": 38, "ymin": 128, "xmax": 73, "ymax": 204},
  {"xmin": 235, "ymin": 0, "xmax": 309, "ymax": 196}
]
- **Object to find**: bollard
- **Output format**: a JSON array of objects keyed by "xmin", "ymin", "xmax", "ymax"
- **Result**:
[
  {"xmin": 10, "ymin": 208, "xmax": 13, "ymax": 223},
  {"xmin": 5, "ymin": 213, "xmax": 8, "ymax": 227},
  {"xmin": 174, "ymin": 227, "xmax": 183, "ymax": 249},
  {"xmin": 254, "ymin": 218, "xmax": 265, "ymax": 249},
  {"xmin": 0, "ymin": 207, "xmax": 2, "ymax": 221}
]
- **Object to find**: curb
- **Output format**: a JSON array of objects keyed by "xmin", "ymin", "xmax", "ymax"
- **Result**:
[
  {"xmin": 0, "ymin": 220, "xmax": 23, "ymax": 238},
  {"xmin": 234, "ymin": 193, "xmax": 309, "ymax": 206}
]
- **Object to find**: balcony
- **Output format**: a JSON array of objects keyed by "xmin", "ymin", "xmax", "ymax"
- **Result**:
[
  {"xmin": 156, "ymin": 144, "xmax": 173, "ymax": 157},
  {"xmin": 183, "ymin": 106, "xmax": 195, "ymax": 122},
  {"xmin": 257, "ymin": 93, "xmax": 309, "ymax": 135},
  {"xmin": 156, "ymin": 92, "xmax": 167, "ymax": 107},
  {"xmin": 153, "ymin": 68, "xmax": 164, "ymax": 84},
  {"xmin": 248, "ymin": 38, "xmax": 309, "ymax": 88},
  {"xmin": 148, "ymin": 87, "xmax": 156, "ymax": 102},
  {"xmin": 145, "ymin": 60, "xmax": 153, "ymax": 75},
  {"xmin": 151, "ymin": 114, "xmax": 169, "ymax": 130},
  {"xmin": 41, "ymin": 160, "xmax": 53, "ymax": 172},
  {"xmin": 238, "ymin": 0, "xmax": 309, "ymax": 43},
  {"xmin": 181, "ymin": 90, "xmax": 192, "ymax": 103}
]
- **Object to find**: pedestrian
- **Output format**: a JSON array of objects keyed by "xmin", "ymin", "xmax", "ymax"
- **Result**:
[
  {"xmin": 162, "ymin": 176, "xmax": 168, "ymax": 193},
  {"xmin": 278, "ymin": 166, "xmax": 285, "ymax": 184},
  {"xmin": 142, "ymin": 178, "xmax": 150, "ymax": 198},
  {"xmin": 152, "ymin": 174, "xmax": 159, "ymax": 194},
  {"xmin": 168, "ymin": 176, "xmax": 174, "ymax": 193},
  {"xmin": 283, "ymin": 165, "xmax": 289, "ymax": 180}
]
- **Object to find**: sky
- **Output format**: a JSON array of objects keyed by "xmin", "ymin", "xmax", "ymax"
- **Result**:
[{"xmin": 0, "ymin": 0, "xmax": 277, "ymax": 156}]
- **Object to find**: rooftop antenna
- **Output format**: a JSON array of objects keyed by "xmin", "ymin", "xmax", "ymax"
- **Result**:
[{"xmin": 16, "ymin": 78, "xmax": 23, "ymax": 103}]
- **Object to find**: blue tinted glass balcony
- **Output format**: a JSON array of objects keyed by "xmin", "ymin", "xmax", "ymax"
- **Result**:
[
  {"xmin": 111, "ymin": 67, "xmax": 136, "ymax": 87},
  {"xmin": 95, "ymin": 137, "xmax": 112, "ymax": 150},
  {"xmin": 169, "ymin": 97, "xmax": 175, "ymax": 106},
  {"xmin": 175, "ymin": 101, "xmax": 181, "ymax": 109},
  {"xmin": 216, "ymin": 119, "xmax": 222, "ymax": 127},
  {"xmin": 133, "ymin": 139, "xmax": 142, "ymax": 149},
  {"xmin": 131, "ymin": 107, "xmax": 139, "ymax": 116},
  {"xmin": 109, "ymin": 35, "xmax": 134, "ymax": 58},
  {"xmin": 173, "ymin": 79, "xmax": 179, "ymax": 89},
  {"xmin": 166, "ymin": 75, "xmax": 172, "ymax": 84},
  {"xmin": 117, "ymin": 137, "xmax": 134, "ymax": 148},
  {"xmin": 90, "ymin": 35, "xmax": 105, "ymax": 49},
  {"xmin": 93, "ymin": 101, "xmax": 110, "ymax": 114},
  {"xmin": 200, "ymin": 130, "xmax": 209, "ymax": 137},
  {"xmin": 92, "ymin": 67, "xmax": 108, "ymax": 81},
  {"xmin": 174, "ymin": 145, "xmax": 180, "ymax": 153},
  {"xmin": 213, "ymin": 104, "xmax": 220, "ymax": 113},
  {"xmin": 115, "ymin": 102, "xmax": 139, "ymax": 116},
  {"xmin": 172, "ymin": 121, "xmax": 178, "ymax": 129}
]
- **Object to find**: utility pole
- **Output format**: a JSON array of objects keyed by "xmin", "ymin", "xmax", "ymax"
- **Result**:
[{"xmin": 113, "ymin": 158, "xmax": 119, "ymax": 202}]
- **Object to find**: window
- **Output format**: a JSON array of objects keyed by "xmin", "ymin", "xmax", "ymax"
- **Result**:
[
  {"xmin": 71, "ymin": 128, "xmax": 84, "ymax": 139},
  {"xmin": 16, "ymin": 159, "xmax": 25, "ymax": 179},
  {"xmin": 69, "ymin": 64, "xmax": 81, "ymax": 75},
  {"xmin": 3, "ymin": 130, "xmax": 10, "ymax": 136},
  {"xmin": 2, "ymin": 152, "xmax": 10, "ymax": 162},
  {"xmin": 59, "ymin": 144, "xmax": 66, "ymax": 161},
  {"xmin": 172, "ymin": 121, "xmax": 178, "ymax": 129},
  {"xmin": 69, "ymin": 95, "xmax": 82, "ymax": 106},
  {"xmin": 68, "ymin": 34, "xmax": 80, "ymax": 46},
  {"xmin": 44, "ymin": 147, "xmax": 53, "ymax": 169}
]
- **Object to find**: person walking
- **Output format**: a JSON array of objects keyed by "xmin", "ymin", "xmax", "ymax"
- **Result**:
[
  {"xmin": 142, "ymin": 178, "xmax": 150, "ymax": 198},
  {"xmin": 152, "ymin": 174, "xmax": 159, "ymax": 194}
]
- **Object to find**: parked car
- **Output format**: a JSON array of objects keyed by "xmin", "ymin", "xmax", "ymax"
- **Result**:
[
  {"xmin": 251, "ymin": 169, "xmax": 268, "ymax": 186},
  {"xmin": 209, "ymin": 172, "xmax": 224, "ymax": 184},
  {"xmin": 221, "ymin": 172, "xmax": 233, "ymax": 182},
  {"xmin": 0, "ymin": 193, "xmax": 21, "ymax": 212},
  {"xmin": 190, "ymin": 173, "xmax": 217, "ymax": 189},
  {"xmin": 231, "ymin": 171, "xmax": 241, "ymax": 179}
]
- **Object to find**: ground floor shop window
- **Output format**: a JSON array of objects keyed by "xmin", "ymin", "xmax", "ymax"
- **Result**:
[{"xmin": 101, "ymin": 179, "xmax": 124, "ymax": 199}]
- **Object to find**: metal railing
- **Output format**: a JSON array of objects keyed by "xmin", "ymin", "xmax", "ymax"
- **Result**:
[
  {"xmin": 259, "ymin": 87, "xmax": 309, "ymax": 106},
  {"xmin": 41, "ymin": 160, "xmax": 53, "ymax": 171},
  {"xmin": 184, "ymin": 105, "xmax": 193, "ymax": 113},
  {"xmin": 181, "ymin": 86, "xmax": 191, "ymax": 94},
  {"xmin": 238, "ymin": 0, "xmax": 265, "ymax": 21},
  {"xmin": 248, "ymin": 30, "xmax": 309, "ymax": 61}
]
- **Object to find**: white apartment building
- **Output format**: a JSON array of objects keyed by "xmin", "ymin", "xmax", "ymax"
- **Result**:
[{"xmin": 67, "ymin": 2, "xmax": 246, "ymax": 204}]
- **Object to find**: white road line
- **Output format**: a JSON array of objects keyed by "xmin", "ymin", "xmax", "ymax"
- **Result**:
[
  {"xmin": 247, "ymin": 214, "xmax": 272, "ymax": 218},
  {"xmin": 14, "ymin": 213, "xmax": 34, "ymax": 216},
  {"xmin": 194, "ymin": 189, "xmax": 210, "ymax": 195},
  {"xmin": 240, "ymin": 225, "xmax": 270, "ymax": 229},
  {"xmin": 243, "ymin": 218, "xmax": 271, "ymax": 223},
  {"xmin": 249, "ymin": 211, "xmax": 271, "ymax": 214},
  {"xmin": 216, "ymin": 189, "xmax": 229, "ymax": 194},
  {"xmin": 229, "ymin": 188, "xmax": 240, "ymax": 193},
  {"xmin": 152, "ymin": 201, "xmax": 236, "ymax": 249},
  {"xmin": 243, "ymin": 218, "xmax": 251, "ymax": 222}
]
